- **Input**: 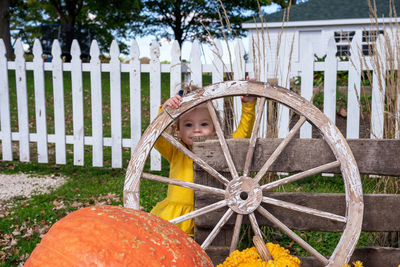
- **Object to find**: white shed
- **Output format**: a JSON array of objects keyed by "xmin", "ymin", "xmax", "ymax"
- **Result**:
[{"xmin": 243, "ymin": 0, "xmax": 399, "ymax": 71}]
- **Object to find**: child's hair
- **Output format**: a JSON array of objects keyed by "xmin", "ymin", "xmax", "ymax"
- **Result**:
[{"xmin": 179, "ymin": 83, "xmax": 201, "ymax": 97}]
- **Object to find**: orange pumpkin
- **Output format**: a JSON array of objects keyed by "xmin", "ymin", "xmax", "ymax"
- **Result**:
[{"xmin": 25, "ymin": 205, "xmax": 212, "ymax": 267}]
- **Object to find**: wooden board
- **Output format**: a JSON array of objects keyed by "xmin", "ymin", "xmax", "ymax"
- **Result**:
[
  {"xmin": 193, "ymin": 138, "xmax": 400, "ymax": 176},
  {"xmin": 194, "ymin": 191, "xmax": 400, "ymax": 232}
]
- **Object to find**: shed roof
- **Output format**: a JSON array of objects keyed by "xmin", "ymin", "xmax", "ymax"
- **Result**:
[{"xmin": 257, "ymin": 0, "xmax": 399, "ymax": 23}]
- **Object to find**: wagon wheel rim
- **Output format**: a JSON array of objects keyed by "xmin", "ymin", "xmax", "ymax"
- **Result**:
[{"xmin": 124, "ymin": 80, "xmax": 364, "ymax": 267}]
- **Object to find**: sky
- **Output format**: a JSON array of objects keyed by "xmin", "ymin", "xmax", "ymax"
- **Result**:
[{"xmin": 131, "ymin": 4, "xmax": 280, "ymax": 64}]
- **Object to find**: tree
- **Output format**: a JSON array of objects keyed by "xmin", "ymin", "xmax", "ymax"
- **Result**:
[
  {"xmin": 0, "ymin": 0, "xmax": 29, "ymax": 60},
  {"xmin": 136, "ymin": 0, "xmax": 276, "ymax": 48},
  {"xmin": 5, "ymin": 0, "xmax": 143, "ymax": 56},
  {"xmin": 274, "ymin": 0, "xmax": 301, "ymax": 9},
  {"xmin": 0, "ymin": 0, "xmax": 12, "ymax": 59}
]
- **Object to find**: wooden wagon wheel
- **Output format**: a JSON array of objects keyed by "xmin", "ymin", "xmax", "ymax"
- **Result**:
[{"xmin": 124, "ymin": 80, "xmax": 363, "ymax": 266}]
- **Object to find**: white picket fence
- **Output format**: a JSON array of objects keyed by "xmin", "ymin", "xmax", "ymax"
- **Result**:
[{"xmin": 0, "ymin": 33, "xmax": 399, "ymax": 169}]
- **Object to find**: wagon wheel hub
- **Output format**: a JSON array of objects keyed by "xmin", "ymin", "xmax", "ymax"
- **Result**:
[{"xmin": 225, "ymin": 177, "xmax": 262, "ymax": 214}]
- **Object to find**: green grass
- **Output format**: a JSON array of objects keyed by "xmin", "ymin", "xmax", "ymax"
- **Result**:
[
  {"xmin": 0, "ymin": 160, "xmax": 169, "ymax": 265},
  {"xmin": 6, "ymin": 71, "xmax": 170, "ymax": 138}
]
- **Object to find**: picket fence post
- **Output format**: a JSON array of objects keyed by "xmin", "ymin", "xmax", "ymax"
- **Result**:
[
  {"xmin": 90, "ymin": 40, "xmax": 103, "ymax": 167},
  {"xmin": 51, "ymin": 40, "xmax": 67, "ymax": 164},
  {"xmin": 233, "ymin": 39, "xmax": 245, "ymax": 130},
  {"xmin": 324, "ymin": 37, "xmax": 338, "ymax": 125},
  {"xmin": 346, "ymin": 32, "xmax": 362, "ymax": 138},
  {"xmin": 110, "ymin": 40, "xmax": 122, "ymax": 168},
  {"xmin": 277, "ymin": 33, "xmax": 292, "ymax": 138},
  {"xmin": 129, "ymin": 40, "xmax": 141, "ymax": 154},
  {"xmin": 211, "ymin": 39, "xmax": 225, "ymax": 123},
  {"xmin": 248, "ymin": 33, "xmax": 269, "ymax": 138},
  {"xmin": 71, "ymin": 39, "xmax": 84, "ymax": 165},
  {"xmin": 299, "ymin": 38, "xmax": 314, "ymax": 138},
  {"xmin": 33, "ymin": 39, "xmax": 49, "ymax": 163},
  {"xmin": 212, "ymin": 40, "xmax": 224, "ymax": 84},
  {"xmin": 247, "ymin": 34, "xmax": 255, "ymax": 80},
  {"xmin": 371, "ymin": 34, "xmax": 386, "ymax": 139},
  {"xmin": 150, "ymin": 40, "xmax": 161, "ymax": 170},
  {"xmin": 0, "ymin": 39, "xmax": 12, "ymax": 160},
  {"xmin": 170, "ymin": 40, "xmax": 181, "ymax": 97},
  {"xmin": 15, "ymin": 39, "xmax": 30, "ymax": 162},
  {"xmin": 190, "ymin": 39, "xmax": 202, "ymax": 87}
]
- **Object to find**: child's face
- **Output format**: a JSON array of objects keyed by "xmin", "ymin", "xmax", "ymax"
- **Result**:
[{"xmin": 176, "ymin": 106, "xmax": 215, "ymax": 146}]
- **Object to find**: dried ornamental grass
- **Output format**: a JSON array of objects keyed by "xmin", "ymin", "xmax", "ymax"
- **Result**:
[{"xmin": 217, "ymin": 242, "xmax": 300, "ymax": 267}]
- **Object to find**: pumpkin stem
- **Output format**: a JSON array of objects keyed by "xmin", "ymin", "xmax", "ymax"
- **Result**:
[{"xmin": 253, "ymin": 235, "xmax": 273, "ymax": 262}]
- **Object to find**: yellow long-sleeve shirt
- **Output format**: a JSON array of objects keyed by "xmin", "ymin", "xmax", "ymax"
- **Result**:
[{"xmin": 151, "ymin": 101, "xmax": 256, "ymax": 235}]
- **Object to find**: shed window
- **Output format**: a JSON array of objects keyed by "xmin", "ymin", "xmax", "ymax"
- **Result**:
[
  {"xmin": 362, "ymin": 30, "xmax": 384, "ymax": 56},
  {"xmin": 334, "ymin": 31, "xmax": 355, "ymax": 57},
  {"xmin": 336, "ymin": 45, "xmax": 351, "ymax": 57}
]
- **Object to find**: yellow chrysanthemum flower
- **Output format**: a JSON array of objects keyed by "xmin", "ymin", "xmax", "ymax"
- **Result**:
[
  {"xmin": 342, "ymin": 261, "xmax": 364, "ymax": 267},
  {"xmin": 217, "ymin": 243, "xmax": 300, "ymax": 267}
]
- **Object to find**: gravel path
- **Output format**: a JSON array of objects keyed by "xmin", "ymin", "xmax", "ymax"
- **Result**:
[{"xmin": 0, "ymin": 173, "xmax": 66, "ymax": 201}]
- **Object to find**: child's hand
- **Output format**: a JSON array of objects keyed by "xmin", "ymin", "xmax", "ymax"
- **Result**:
[
  {"xmin": 241, "ymin": 95, "xmax": 257, "ymax": 103},
  {"xmin": 162, "ymin": 95, "xmax": 182, "ymax": 109},
  {"xmin": 241, "ymin": 76, "xmax": 257, "ymax": 103}
]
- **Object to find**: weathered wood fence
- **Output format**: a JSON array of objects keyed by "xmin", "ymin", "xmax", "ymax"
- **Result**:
[{"xmin": 0, "ymin": 33, "xmax": 398, "ymax": 169}]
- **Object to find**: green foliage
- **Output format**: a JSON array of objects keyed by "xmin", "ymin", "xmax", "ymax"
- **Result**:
[
  {"xmin": 10, "ymin": 0, "xmax": 143, "ymax": 54},
  {"xmin": 313, "ymin": 71, "xmax": 324, "ymax": 86},
  {"xmin": 312, "ymin": 71, "xmax": 349, "ymax": 87},
  {"xmin": 273, "ymin": 0, "xmax": 306, "ymax": 8},
  {"xmin": 312, "ymin": 90, "xmax": 323, "ymax": 109},
  {"xmin": 312, "ymin": 89, "xmax": 347, "ymax": 111},
  {"xmin": 314, "ymin": 54, "xmax": 326, "ymax": 62}
]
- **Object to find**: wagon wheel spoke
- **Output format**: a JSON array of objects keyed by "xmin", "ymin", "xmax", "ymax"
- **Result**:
[
  {"xmin": 262, "ymin": 196, "xmax": 346, "ymax": 223},
  {"xmin": 254, "ymin": 116, "xmax": 307, "ymax": 183},
  {"xmin": 207, "ymin": 101, "xmax": 239, "ymax": 180},
  {"xmin": 141, "ymin": 172, "xmax": 225, "ymax": 196},
  {"xmin": 249, "ymin": 212, "xmax": 263, "ymax": 238},
  {"xmin": 201, "ymin": 208, "xmax": 234, "ymax": 250},
  {"xmin": 170, "ymin": 200, "xmax": 227, "ymax": 225},
  {"xmin": 243, "ymin": 97, "xmax": 266, "ymax": 177},
  {"xmin": 229, "ymin": 214, "xmax": 243, "ymax": 253},
  {"xmin": 261, "ymin": 160, "xmax": 340, "ymax": 191},
  {"xmin": 257, "ymin": 206, "xmax": 329, "ymax": 265},
  {"xmin": 161, "ymin": 132, "xmax": 229, "ymax": 185}
]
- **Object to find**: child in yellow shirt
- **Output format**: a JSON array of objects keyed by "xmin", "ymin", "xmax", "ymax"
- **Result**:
[{"xmin": 151, "ymin": 90, "xmax": 256, "ymax": 235}]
